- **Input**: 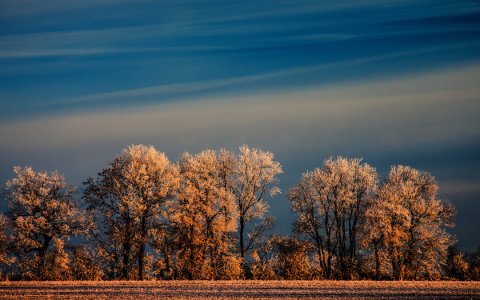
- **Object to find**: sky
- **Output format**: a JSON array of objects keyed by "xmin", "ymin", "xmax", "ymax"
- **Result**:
[{"xmin": 1, "ymin": 0, "xmax": 480, "ymax": 250}]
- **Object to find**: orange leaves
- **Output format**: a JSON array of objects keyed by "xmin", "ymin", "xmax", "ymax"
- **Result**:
[
  {"xmin": 365, "ymin": 165, "xmax": 455, "ymax": 280},
  {"xmin": 4, "ymin": 166, "xmax": 86, "ymax": 280}
]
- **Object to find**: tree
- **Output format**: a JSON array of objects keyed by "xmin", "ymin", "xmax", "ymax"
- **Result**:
[
  {"xmin": 69, "ymin": 245, "xmax": 103, "ymax": 280},
  {"xmin": 249, "ymin": 236, "xmax": 317, "ymax": 280},
  {"xmin": 42, "ymin": 237, "xmax": 71, "ymax": 280},
  {"xmin": 289, "ymin": 157, "xmax": 377, "ymax": 279},
  {"xmin": 84, "ymin": 144, "xmax": 179, "ymax": 280},
  {"xmin": 249, "ymin": 240, "xmax": 276, "ymax": 280},
  {"xmin": 444, "ymin": 246, "xmax": 469, "ymax": 280},
  {"xmin": 5, "ymin": 166, "xmax": 86, "ymax": 280},
  {"xmin": 230, "ymin": 145, "xmax": 282, "ymax": 269},
  {"xmin": 269, "ymin": 235, "xmax": 316, "ymax": 280},
  {"xmin": 165, "ymin": 150, "xmax": 240, "ymax": 279},
  {"xmin": 365, "ymin": 165, "xmax": 455, "ymax": 280},
  {"xmin": 466, "ymin": 248, "xmax": 480, "ymax": 280}
]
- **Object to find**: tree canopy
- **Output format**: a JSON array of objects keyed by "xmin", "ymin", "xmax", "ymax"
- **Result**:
[{"xmin": 1, "ymin": 145, "xmax": 474, "ymax": 281}]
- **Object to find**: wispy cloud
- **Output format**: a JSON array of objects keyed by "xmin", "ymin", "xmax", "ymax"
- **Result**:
[
  {"xmin": 22, "ymin": 42, "xmax": 477, "ymax": 110},
  {"xmin": 189, "ymin": 0, "xmax": 467, "ymax": 25},
  {"xmin": 4, "ymin": 62, "xmax": 479, "ymax": 151},
  {"xmin": 0, "ymin": 48, "xmax": 134, "ymax": 58},
  {"xmin": 439, "ymin": 179, "xmax": 480, "ymax": 196},
  {"xmin": 2, "ymin": 0, "xmax": 478, "ymax": 59},
  {"xmin": 0, "ymin": 0, "xmax": 142, "ymax": 17}
]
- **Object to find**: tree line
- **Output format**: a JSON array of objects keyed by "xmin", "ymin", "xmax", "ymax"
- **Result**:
[{"xmin": 0, "ymin": 145, "xmax": 478, "ymax": 281}]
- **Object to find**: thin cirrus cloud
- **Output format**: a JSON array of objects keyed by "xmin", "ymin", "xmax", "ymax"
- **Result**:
[
  {"xmin": 2, "ymin": 62, "xmax": 479, "ymax": 159},
  {"xmin": 0, "ymin": 24, "xmax": 476, "ymax": 60},
  {"xmin": 19, "ymin": 41, "xmax": 477, "ymax": 112},
  {"xmin": 0, "ymin": 0, "xmax": 404, "ymax": 18},
  {"xmin": 1, "ymin": 1, "xmax": 478, "ymax": 60},
  {"xmin": 0, "ymin": 0, "xmax": 142, "ymax": 17},
  {"xmin": 0, "ymin": 28, "xmax": 348, "ymax": 59}
]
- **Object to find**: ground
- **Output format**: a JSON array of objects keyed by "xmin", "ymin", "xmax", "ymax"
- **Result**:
[{"xmin": 1, "ymin": 280, "xmax": 479, "ymax": 299}]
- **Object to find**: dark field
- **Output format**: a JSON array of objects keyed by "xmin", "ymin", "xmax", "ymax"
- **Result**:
[{"xmin": 1, "ymin": 281, "xmax": 479, "ymax": 299}]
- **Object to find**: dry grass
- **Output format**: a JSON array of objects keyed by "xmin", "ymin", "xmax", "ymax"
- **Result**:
[{"xmin": 1, "ymin": 280, "xmax": 479, "ymax": 299}]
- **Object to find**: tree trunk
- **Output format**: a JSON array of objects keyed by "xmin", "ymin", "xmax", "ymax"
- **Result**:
[
  {"xmin": 239, "ymin": 216, "xmax": 245, "ymax": 258},
  {"xmin": 239, "ymin": 216, "xmax": 246, "ymax": 277},
  {"xmin": 123, "ymin": 241, "xmax": 131, "ymax": 280},
  {"xmin": 37, "ymin": 236, "xmax": 52, "ymax": 279},
  {"xmin": 138, "ymin": 243, "xmax": 145, "ymax": 280},
  {"xmin": 374, "ymin": 241, "xmax": 380, "ymax": 280},
  {"xmin": 138, "ymin": 216, "xmax": 148, "ymax": 280},
  {"xmin": 314, "ymin": 234, "xmax": 326, "ymax": 278},
  {"xmin": 123, "ymin": 218, "xmax": 132, "ymax": 280},
  {"xmin": 187, "ymin": 225, "xmax": 195, "ymax": 280}
]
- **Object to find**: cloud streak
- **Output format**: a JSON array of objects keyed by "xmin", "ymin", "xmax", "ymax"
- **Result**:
[
  {"xmin": 0, "ymin": 0, "xmax": 141, "ymax": 17},
  {"xmin": 19, "ymin": 42, "xmax": 476, "ymax": 111},
  {"xmin": 3, "ymin": 63, "xmax": 479, "ymax": 152},
  {"xmin": 1, "ymin": 1, "xmax": 478, "ymax": 59}
]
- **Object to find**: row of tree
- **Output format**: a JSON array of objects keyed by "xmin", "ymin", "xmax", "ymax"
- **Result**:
[{"xmin": 0, "ymin": 145, "xmax": 478, "ymax": 280}]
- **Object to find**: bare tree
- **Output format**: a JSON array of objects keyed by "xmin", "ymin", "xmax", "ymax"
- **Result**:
[
  {"xmin": 289, "ymin": 157, "xmax": 377, "ymax": 279},
  {"xmin": 5, "ymin": 166, "xmax": 86, "ymax": 280},
  {"xmin": 364, "ymin": 165, "xmax": 455, "ymax": 280},
  {"xmin": 83, "ymin": 144, "xmax": 179, "ymax": 280}
]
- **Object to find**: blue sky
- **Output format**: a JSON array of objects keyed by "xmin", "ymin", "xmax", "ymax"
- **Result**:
[{"xmin": 1, "ymin": 0, "xmax": 480, "ymax": 250}]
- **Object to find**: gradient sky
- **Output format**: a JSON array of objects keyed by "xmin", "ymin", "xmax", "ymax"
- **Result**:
[{"xmin": 1, "ymin": 0, "xmax": 480, "ymax": 250}]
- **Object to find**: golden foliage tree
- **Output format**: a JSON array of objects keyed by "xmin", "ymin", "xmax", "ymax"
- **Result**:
[
  {"xmin": 230, "ymin": 145, "xmax": 282, "ymax": 268},
  {"xmin": 5, "ymin": 166, "xmax": 86, "ymax": 280},
  {"xmin": 289, "ymin": 157, "xmax": 377, "ymax": 279},
  {"xmin": 165, "ymin": 150, "xmax": 240, "ymax": 279},
  {"xmin": 364, "ymin": 165, "xmax": 455, "ymax": 280},
  {"xmin": 83, "ymin": 144, "xmax": 179, "ymax": 280}
]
